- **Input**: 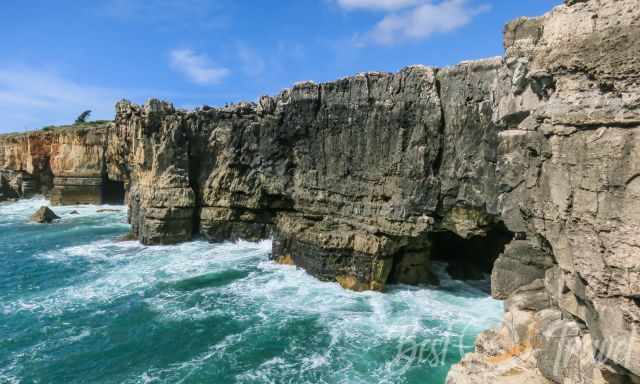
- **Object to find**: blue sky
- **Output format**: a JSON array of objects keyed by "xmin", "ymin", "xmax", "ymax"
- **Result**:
[{"xmin": 0, "ymin": 0, "xmax": 561, "ymax": 133}]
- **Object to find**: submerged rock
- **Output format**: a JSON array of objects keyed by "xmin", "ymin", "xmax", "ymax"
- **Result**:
[
  {"xmin": 115, "ymin": 232, "xmax": 137, "ymax": 242},
  {"xmin": 30, "ymin": 206, "xmax": 60, "ymax": 223}
]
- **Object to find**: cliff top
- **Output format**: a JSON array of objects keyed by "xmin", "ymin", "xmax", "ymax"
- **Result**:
[{"xmin": 0, "ymin": 121, "xmax": 112, "ymax": 139}]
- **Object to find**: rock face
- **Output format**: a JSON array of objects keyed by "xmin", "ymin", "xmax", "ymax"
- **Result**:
[
  {"xmin": 48, "ymin": 125, "xmax": 109, "ymax": 205},
  {"xmin": 105, "ymin": 64, "xmax": 511, "ymax": 290},
  {"xmin": 0, "ymin": 0, "xmax": 638, "ymax": 382},
  {"xmin": 449, "ymin": 0, "xmax": 640, "ymax": 382},
  {"xmin": 0, "ymin": 124, "xmax": 115, "ymax": 205},
  {"xmin": 0, "ymin": 170, "xmax": 29, "ymax": 201},
  {"xmin": 30, "ymin": 206, "xmax": 60, "ymax": 223}
]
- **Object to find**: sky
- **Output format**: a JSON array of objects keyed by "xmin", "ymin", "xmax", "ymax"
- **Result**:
[{"xmin": 0, "ymin": 0, "xmax": 562, "ymax": 133}]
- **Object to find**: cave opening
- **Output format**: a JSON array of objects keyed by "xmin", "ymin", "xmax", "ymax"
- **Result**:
[
  {"xmin": 102, "ymin": 179, "xmax": 125, "ymax": 205},
  {"xmin": 431, "ymin": 222, "xmax": 514, "ymax": 281}
]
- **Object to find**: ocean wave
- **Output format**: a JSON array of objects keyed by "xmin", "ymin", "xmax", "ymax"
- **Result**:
[
  {"xmin": 0, "ymin": 196, "xmax": 127, "ymax": 225},
  {"xmin": 136, "ymin": 242, "xmax": 501, "ymax": 383},
  {"xmin": 2, "ymin": 206, "xmax": 501, "ymax": 384},
  {"xmin": 4, "ymin": 239, "xmax": 272, "ymax": 316}
]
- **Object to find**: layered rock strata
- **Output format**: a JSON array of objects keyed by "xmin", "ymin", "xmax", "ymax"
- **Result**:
[
  {"xmin": 0, "ymin": 0, "xmax": 638, "ymax": 382},
  {"xmin": 107, "ymin": 63, "xmax": 511, "ymax": 290},
  {"xmin": 448, "ymin": 0, "xmax": 640, "ymax": 382},
  {"xmin": 0, "ymin": 123, "xmax": 118, "ymax": 205}
]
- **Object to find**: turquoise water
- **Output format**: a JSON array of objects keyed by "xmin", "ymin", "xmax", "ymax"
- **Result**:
[{"xmin": 0, "ymin": 198, "xmax": 502, "ymax": 384}]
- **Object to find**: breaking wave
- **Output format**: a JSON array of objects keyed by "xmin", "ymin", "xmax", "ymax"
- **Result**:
[{"xmin": 0, "ymin": 198, "xmax": 502, "ymax": 384}]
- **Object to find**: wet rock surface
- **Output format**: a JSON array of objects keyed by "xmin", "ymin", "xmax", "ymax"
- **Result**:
[{"xmin": 30, "ymin": 206, "xmax": 60, "ymax": 223}]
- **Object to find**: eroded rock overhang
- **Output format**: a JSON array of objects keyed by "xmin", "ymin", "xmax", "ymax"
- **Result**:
[{"xmin": 107, "ymin": 59, "xmax": 516, "ymax": 291}]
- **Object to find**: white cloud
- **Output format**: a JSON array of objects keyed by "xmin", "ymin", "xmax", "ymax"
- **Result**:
[
  {"xmin": 0, "ymin": 65, "xmax": 246, "ymax": 133},
  {"xmin": 341, "ymin": 0, "xmax": 489, "ymax": 45},
  {"xmin": 0, "ymin": 67, "xmax": 123, "ymax": 132},
  {"xmin": 336, "ymin": 0, "xmax": 419, "ymax": 10},
  {"xmin": 169, "ymin": 49, "xmax": 230, "ymax": 85}
]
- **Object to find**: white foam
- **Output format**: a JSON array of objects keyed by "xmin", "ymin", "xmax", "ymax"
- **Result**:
[
  {"xmin": 0, "ymin": 196, "xmax": 126, "ymax": 220},
  {"xmin": 6, "ymin": 221, "xmax": 502, "ymax": 338},
  {"xmin": 5, "ymin": 239, "xmax": 274, "ymax": 316},
  {"xmin": 0, "ymin": 196, "xmax": 50, "ymax": 221},
  {"xmin": 135, "ymin": 246, "xmax": 501, "ymax": 383},
  {"xmin": 2, "ymin": 213, "xmax": 503, "ymax": 383}
]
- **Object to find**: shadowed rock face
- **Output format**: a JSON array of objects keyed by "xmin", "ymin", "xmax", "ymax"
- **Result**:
[
  {"xmin": 0, "ymin": 0, "xmax": 638, "ymax": 382},
  {"xmin": 106, "ymin": 64, "xmax": 509, "ymax": 291}
]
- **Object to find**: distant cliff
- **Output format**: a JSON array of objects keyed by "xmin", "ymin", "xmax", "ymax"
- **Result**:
[
  {"xmin": 1, "ymin": 0, "xmax": 639, "ymax": 382},
  {"xmin": 0, "ymin": 123, "xmax": 113, "ymax": 205}
]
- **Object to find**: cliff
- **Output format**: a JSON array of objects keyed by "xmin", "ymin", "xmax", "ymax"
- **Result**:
[
  {"xmin": 0, "ymin": 123, "xmax": 113, "ymax": 204},
  {"xmin": 1, "ymin": 0, "xmax": 639, "ymax": 382},
  {"xmin": 446, "ymin": 0, "xmax": 640, "ymax": 382}
]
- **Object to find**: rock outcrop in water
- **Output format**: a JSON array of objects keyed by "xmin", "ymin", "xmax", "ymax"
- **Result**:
[
  {"xmin": 0, "ymin": 0, "xmax": 638, "ymax": 382},
  {"xmin": 30, "ymin": 206, "xmax": 60, "ymax": 223}
]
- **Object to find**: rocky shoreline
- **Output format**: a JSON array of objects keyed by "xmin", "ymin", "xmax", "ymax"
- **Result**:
[{"xmin": 1, "ymin": 0, "xmax": 639, "ymax": 382}]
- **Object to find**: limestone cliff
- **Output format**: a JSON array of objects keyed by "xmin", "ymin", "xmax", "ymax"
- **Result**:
[
  {"xmin": 107, "ymin": 63, "xmax": 511, "ymax": 290},
  {"xmin": 0, "ymin": 123, "xmax": 113, "ymax": 204},
  {"xmin": 0, "ymin": 0, "xmax": 638, "ymax": 382},
  {"xmin": 447, "ymin": 0, "xmax": 640, "ymax": 382}
]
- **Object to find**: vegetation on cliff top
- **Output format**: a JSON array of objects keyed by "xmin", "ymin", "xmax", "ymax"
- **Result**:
[
  {"xmin": 0, "ymin": 120, "xmax": 112, "ymax": 138},
  {"xmin": 40, "ymin": 120, "xmax": 111, "ymax": 132}
]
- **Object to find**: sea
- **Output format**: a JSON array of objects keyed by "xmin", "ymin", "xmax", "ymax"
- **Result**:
[{"xmin": 0, "ymin": 197, "xmax": 502, "ymax": 384}]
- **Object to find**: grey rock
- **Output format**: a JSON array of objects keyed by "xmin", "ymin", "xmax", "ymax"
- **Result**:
[
  {"xmin": 505, "ymin": 279, "xmax": 552, "ymax": 312},
  {"xmin": 30, "ymin": 206, "xmax": 60, "ymax": 223},
  {"xmin": 491, "ymin": 240, "xmax": 554, "ymax": 300}
]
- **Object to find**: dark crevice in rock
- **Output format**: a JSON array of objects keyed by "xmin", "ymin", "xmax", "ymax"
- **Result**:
[
  {"xmin": 565, "ymin": 0, "xmax": 589, "ymax": 6},
  {"xmin": 565, "ymin": 121, "xmax": 640, "ymax": 130},
  {"xmin": 537, "ymin": 234, "xmax": 556, "ymax": 264},
  {"xmin": 501, "ymin": 110, "xmax": 531, "ymax": 128},
  {"xmin": 102, "ymin": 179, "xmax": 125, "ymax": 205},
  {"xmin": 387, "ymin": 236, "xmax": 439, "ymax": 286},
  {"xmin": 37, "ymin": 157, "xmax": 54, "ymax": 196},
  {"xmin": 431, "ymin": 74, "xmax": 446, "ymax": 177}
]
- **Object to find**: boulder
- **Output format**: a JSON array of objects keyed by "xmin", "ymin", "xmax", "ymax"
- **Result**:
[
  {"xmin": 30, "ymin": 206, "xmax": 60, "ymax": 223},
  {"xmin": 491, "ymin": 241, "xmax": 554, "ymax": 300}
]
